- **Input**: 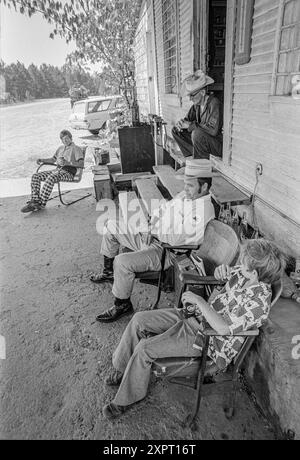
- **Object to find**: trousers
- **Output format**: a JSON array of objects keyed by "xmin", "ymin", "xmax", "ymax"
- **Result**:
[
  {"xmin": 112, "ymin": 308, "xmax": 201, "ymax": 406},
  {"xmin": 172, "ymin": 126, "xmax": 222, "ymax": 159},
  {"xmin": 101, "ymin": 219, "xmax": 164, "ymax": 300},
  {"xmin": 31, "ymin": 169, "xmax": 75, "ymax": 206}
]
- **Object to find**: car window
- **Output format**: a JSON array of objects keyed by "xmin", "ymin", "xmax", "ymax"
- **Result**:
[
  {"xmin": 88, "ymin": 100, "xmax": 111, "ymax": 113},
  {"xmin": 73, "ymin": 102, "xmax": 86, "ymax": 114}
]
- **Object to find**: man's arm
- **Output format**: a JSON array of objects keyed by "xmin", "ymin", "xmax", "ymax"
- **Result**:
[
  {"xmin": 198, "ymin": 98, "xmax": 221, "ymax": 137},
  {"xmin": 182, "ymin": 291, "xmax": 230, "ymax": 335}
]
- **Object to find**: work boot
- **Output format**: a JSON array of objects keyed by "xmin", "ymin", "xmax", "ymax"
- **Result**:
[
  {"xmin": 96, "ymin": 298, "xmax": 133, "ymax": 323},
  {"xmin": 21, "ymin": 200, "xmax": 41, "ymax": 213},
  {"xmin": 90, "ymin": 256, "xmax": 114, "ymax": 284}
]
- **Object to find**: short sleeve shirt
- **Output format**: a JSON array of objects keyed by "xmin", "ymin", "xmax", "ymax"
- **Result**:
[{"xmin": 193, "ymin": 266, "xmax": 272, "ymax": 370}]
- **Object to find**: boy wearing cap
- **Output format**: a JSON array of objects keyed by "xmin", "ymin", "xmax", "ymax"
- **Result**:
[
  {"xmin": 172, "ymin": 70, "xmax": 223, "ymax": 160},
  {"xmin": 92, "ymin": 160, "xmax": 216, "ymax": 324}
]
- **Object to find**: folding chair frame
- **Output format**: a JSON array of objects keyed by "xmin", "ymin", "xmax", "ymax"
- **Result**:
[{"xmin": 36, "ymin": 162, "xmax": 92, "ymax": 207}]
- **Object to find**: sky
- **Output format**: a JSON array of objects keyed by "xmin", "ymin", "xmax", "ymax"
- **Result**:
[{"xmin": 0, "ymin": 3, "xmax": 91, "ymax": 69}]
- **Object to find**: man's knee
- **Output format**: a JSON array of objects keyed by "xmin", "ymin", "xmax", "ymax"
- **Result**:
[
  {"xmin": 191, "ymin": 126, "xmax": 208, "ymax": 145},
  {"xmin": 114, "ymin": 253, "xmax": 134, "ymax": 273},
  {"xmin": 32, "ymin": 173, "xmax": 41, "ymax": 181}
]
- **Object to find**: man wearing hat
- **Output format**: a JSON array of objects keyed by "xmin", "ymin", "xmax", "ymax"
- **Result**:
[
  {"xmin": 172, "ymin": 70, "xmax": 223, "ymax": 160},
  {"xmin": 92, "ymin": 159, "xmax": 215, "ymax": 323}
]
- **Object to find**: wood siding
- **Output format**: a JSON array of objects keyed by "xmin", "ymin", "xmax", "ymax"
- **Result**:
[{"xmin": 217, "ymin": 0, "xmax": 300, "ymax": 258}]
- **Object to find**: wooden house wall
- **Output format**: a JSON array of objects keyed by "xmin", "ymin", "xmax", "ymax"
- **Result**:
[
  {"xmin": 217, "ymin": 0, "xmax": 300, "ymax": 257},
  {"xmin": 135, "ymin": 0, "xmax": 300, "ymax": 257}
]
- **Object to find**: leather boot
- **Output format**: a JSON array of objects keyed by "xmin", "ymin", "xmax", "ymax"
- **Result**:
[
  {"xmin": 96, "ymin": 298, "xmax": 134, "ymax": 323},
  {"xmin": 90, "ymin": 256, "xmax": 114, "ymax": 284}
]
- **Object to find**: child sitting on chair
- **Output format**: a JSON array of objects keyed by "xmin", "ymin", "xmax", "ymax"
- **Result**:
[
  {"xmin": 101, "ymin": 239, "xmax": 285, "ymax": 421},
  {"xmin": 21, "ymin": 130, "xmax": 84, "ymax": 213}
]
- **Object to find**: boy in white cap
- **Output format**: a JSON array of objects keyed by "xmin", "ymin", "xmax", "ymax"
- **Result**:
[{"xmin": 172, "ymin": 70, "xmax": 223, "ymax": 160}]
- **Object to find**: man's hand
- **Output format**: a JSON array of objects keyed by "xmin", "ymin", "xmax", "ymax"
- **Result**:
[
  {"xmin": 181, "ymin": 291, "xmax": 202, "ymax": 308},
  {"xmin": 214, "ymin": 264, "xmax": 232, "ymax": 281},
  {"xmin": 37, "ymin": 159, "xmax": 43, "ymax": 165},
  {"xmin": 176, "ymin": 119, "xmax": 191, "ymax": 131}
]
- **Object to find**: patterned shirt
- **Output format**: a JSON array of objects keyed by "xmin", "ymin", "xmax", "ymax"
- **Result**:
[{"xmin": 193, "ymin": 266, "xmax": 272, "ymax": 370}]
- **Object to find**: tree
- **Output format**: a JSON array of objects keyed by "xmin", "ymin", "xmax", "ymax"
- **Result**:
[{"xmin": 0, "ymin": 0, "xmax": 142, "ymax": 109}]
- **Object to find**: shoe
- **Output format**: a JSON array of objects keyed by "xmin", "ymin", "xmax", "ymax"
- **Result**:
[
  {"xmin": 102, "ymin": 402, "xmax": 126, "ymax": 421},
  {"xmin": 21, "ymin": 201, "xmax": 39, "ymax": 213},
  {"xmin": 105, "ymin": 369, "xmax": 123, "ymax": 387},
  {"xmin": 90, "ymin": 256, "xmax": 114, "ymax": 284},
  {"xmin": 96, "ymin": 299, "xmax": 133, "ymax": 323}
]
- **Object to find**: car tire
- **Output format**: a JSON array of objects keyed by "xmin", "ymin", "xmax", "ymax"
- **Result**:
[{"xmin": 89, "ymin": 129, "xmax": 100, "ymax": 135}]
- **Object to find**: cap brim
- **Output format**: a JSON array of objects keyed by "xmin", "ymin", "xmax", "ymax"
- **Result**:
[{"xmin": 176, "ymin": 173, "xmax": 219, "ymax": 180}]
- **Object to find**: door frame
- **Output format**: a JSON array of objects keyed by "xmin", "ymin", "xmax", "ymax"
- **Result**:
[
  {"xmin": 194, "ymin": 0, "xmax": 237, "ymax": 166},
  {"xmin": 223, "ymin": 0, "xmax": 237, "ymax": 166}
]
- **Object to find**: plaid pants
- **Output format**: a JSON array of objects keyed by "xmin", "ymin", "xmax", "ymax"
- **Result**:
[{"xmin": 31, "ymin": 169, "xmax": 75, "ymax": 206}]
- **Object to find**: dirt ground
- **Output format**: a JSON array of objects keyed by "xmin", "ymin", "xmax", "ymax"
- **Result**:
[{"xmin": 0, "ymin": 192, "xmax": 276, "ymax": 440}]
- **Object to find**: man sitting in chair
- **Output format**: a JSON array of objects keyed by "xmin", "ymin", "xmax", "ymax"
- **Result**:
[
  {"xmin": 172, "ymin": 70, "xmax": 223, "ymax": 160},
  {"xmin": 21, "ymin": 130, "xmax": 84, "ymax": 213},
  {"xmin": 101, "ymin": 239, "xmax": 285, "ymax": 420},
  {"xmin": 91, "ymin": 159, "xmax": 216, "ymax": 323}
]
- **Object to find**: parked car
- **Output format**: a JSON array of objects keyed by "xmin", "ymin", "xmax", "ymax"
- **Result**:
[{"xmin": 69, "ymin": 95, "xmax": 125, "ymax": 135}]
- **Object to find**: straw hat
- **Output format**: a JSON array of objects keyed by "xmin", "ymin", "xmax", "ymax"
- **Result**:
[
  {"xmin": 176, "ymin": 159, "xmax": 218, "ymax": 180},
  {"xmin": 180, "ymin": 70, "xmax": 214, "ymax": 97}
]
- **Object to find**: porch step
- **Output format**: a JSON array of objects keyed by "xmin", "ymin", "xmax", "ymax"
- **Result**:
[
  {"xmin": 136, "ymin": 178, "xmax": 165, "ymax": 216},
  {"xmin": 211, "ymin": 176, "xmax": 251, "ymax": 206}
]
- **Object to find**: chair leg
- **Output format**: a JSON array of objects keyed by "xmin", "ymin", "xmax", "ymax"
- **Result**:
[
  {"xmin": 223, "ymin": 375, "xmax": 238, "ymax": 420},
  {"xmin": 185, "ymin": 336, "xmax": 210, "ymax": 431},
  {"xmin": 151, "ymin": 247, "xmax": 167, "ymax": 310},
  {"xmin": 57, "ymin": 181, "xmax": 92, "ymax": 206}
]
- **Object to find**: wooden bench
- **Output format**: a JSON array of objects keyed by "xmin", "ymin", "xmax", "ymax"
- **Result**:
[
  {"xmin": 153, "ymin": 165, "xmax": 184, "ymax": 198},
  {"xmin": 153, "ymin": 165, "xmax": 251, "ymax": 207},
  {"xmin": 135, "ymin": 178, "xmax": 166, "ymax": 217}
]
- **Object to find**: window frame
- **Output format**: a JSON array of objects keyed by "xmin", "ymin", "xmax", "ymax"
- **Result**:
[
  {"xmin": 271, "ymin": 0, "xmax": 300, "ymax": 97},
  {"xmin": 162, "ymin": 0, "xmax": 180, "ymax": 96}
]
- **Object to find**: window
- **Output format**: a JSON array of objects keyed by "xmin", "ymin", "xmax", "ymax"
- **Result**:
[
  {"xmin": 275, "ymin": 0, "xmax": 300, "ymax": 95},
  {"xmin": 88, "ymin": 100, "xmax": 111, "ymax": 113},
  {"xmin": 162, "ymin": 0, "xmax": 179, "ymax": 94}
]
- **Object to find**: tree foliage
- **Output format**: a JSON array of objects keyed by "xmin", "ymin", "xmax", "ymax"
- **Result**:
[
  {"xmin": 0, "ymin": 60, "xmax": 102, "ymax": 102},
  {"xmin": 0, "ymin": 0, "xmax": 142, "ymax": 106}
]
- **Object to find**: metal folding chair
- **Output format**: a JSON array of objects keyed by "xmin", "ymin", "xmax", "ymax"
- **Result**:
[
  {"xmin": 36, "ymin": 146, "xmax": 92, "ymax": 206},
  {"xmin": 153, "ymin": 280, "xmax": 282, "ymax": 431}
]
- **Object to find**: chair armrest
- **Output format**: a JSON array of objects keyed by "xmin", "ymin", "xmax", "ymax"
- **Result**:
[
  {"xmin": 39, "ymin": 160, "xmax": 56, "ymax": 166},
  {"xmin": 161, "ymin": 243, "xmax": 200, "ymax": 251},
  {"xmin": 202, "ymin": 328, "xmax": 260, "ymax": 337},
  {"xmin": 179, "ymin": 273, "xmax": 226, "ymax": 286}
]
